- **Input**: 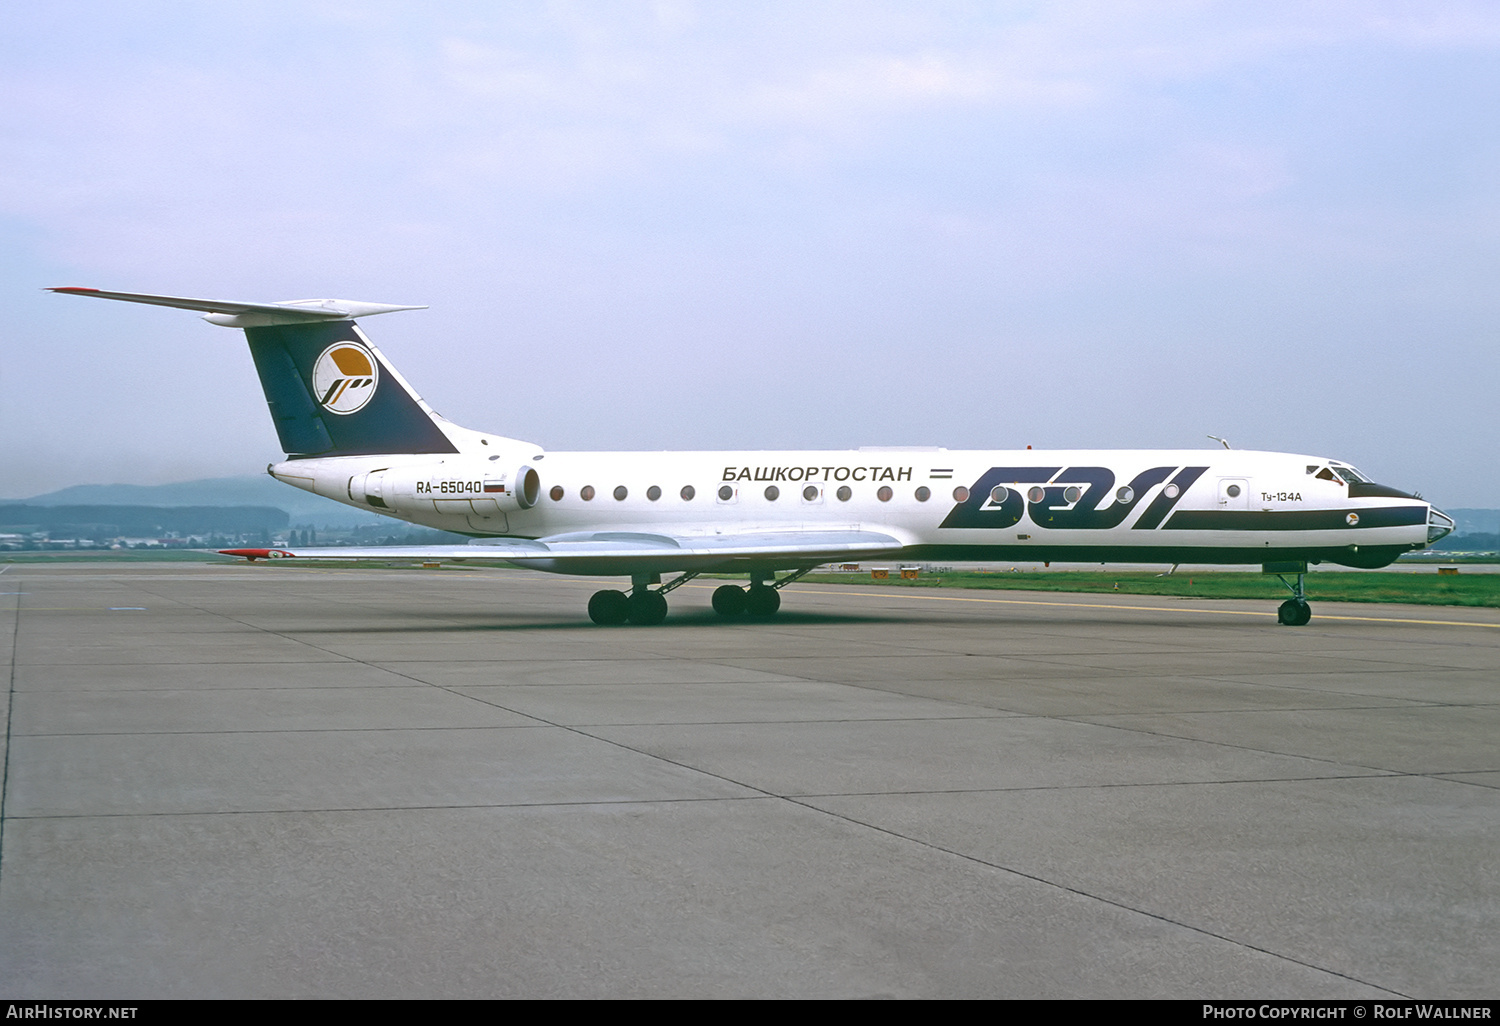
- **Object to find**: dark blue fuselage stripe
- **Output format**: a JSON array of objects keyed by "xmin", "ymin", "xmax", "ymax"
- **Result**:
[
  {"xmin": 1161, "ymin": 506, "xmax": 1425, "ymax": 532},
  {"xmin": 1131, "ymin": 467, "xmax": 1208, "ymax": 530}
]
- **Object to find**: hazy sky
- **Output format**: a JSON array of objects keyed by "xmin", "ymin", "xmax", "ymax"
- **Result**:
[{"xmin": 4, "ymin": 2, "xmax": 1498, "ymax": 505}]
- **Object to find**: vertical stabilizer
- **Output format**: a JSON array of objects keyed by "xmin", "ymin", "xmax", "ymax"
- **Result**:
[{"xmin": 244, "ymin": 320, "xmax": 459, "ymax": 456}]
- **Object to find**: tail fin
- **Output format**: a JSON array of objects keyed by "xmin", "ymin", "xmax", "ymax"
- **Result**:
[
  {"xmin": 50, "ymin": 288, "xmax": 460, "ymax": 457},
  {"xmin": 242, "ymin": 319, "xmax": 458, "ymax": 456}
]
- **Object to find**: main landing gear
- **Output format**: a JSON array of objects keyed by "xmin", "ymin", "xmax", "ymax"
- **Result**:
[
  {"xmin": 1270, "ymin": 565, "xmax": 1313, "ymax": 626},
  {"xmin": 711, "ymin": 568, "xmax": 815, "ymax": 620},
  {"xmin": 586, "ymin": 588, "xmax": 668, "ymax": 626},
  {"xmin": 588, "ymin": 572, "xmax": 698, "ymax": 626},
  {"xmin": 586, "ymin": 568, "xmax": 814, "ymax": 626}
]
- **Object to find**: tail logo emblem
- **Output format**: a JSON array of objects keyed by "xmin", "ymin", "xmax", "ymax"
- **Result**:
[{"xmin": 312, "ymin": 342, "xmax": 379, "ymax": 415}]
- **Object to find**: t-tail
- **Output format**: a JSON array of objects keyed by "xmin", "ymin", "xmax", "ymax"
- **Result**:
[{"xmin": 49, "ymin": 287, "xmax": 467, "ymax": 458}]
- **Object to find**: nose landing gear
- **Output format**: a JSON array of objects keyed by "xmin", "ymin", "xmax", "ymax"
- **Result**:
[
  {"xmin": 1266, "ymin": 562, "xmax": 1313, "ymax": 626},
  {"xmin": 1277, "ymin": 596, "xmax": 1312, "ymax": 626}
]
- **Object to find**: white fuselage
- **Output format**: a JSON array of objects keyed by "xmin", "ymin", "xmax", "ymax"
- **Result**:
[
  {"xmin": 269, "ymin": 445, "xmax": 1441, "ymax": 571},
  {"xmin": 49, "ymin": 287, "xmax": 1451, "ymax": 621}
]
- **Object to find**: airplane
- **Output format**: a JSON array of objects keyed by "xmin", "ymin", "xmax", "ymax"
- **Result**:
[{"xmin": 50, "ymin": 287, "xmax": 1455, "ymax": 627}]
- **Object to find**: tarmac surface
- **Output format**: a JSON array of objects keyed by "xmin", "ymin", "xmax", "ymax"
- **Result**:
[{"xmin": 1, "ymin": 562, "xmax": 1496, "ymax": 999}]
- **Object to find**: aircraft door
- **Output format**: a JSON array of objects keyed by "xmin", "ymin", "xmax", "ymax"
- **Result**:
[
  {"xmin": 467, "ymin": 509, "xmax": 509, "ymax": 534},
  {"xmin": 1217, "ymin": 478, "xmax": 1249, "ymax": 510}
]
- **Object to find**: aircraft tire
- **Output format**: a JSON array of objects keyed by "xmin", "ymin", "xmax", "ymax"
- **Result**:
[
  {"xmin": 1277, "ymin": 598, "xmax": 1312, "ymax": 626},
  {"xmin": 588, "ymin": 589, "xmax": 631, "ymax": 625},
  {"xmin": 711, "ymin": 585, "xmax": 747, "ymax": 616},
  {"xmin": 745, "ymin": 585, "xmax": 781, "ymax": 618},
  {"xmin": 627, "ymin": 590, "xmax": 669, "ymax": 626}
]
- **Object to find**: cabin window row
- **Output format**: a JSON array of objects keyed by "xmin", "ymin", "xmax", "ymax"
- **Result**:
[
  {"xmin": 541, "ymin": 484, "xmax": 1156, "ymax": 505},
  {"xmin": 545, "ymin": 484, "xmax": 977, "ymax": 503}
]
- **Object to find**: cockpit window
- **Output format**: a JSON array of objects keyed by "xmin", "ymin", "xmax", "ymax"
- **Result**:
[
  {"xmin": 1331, "ymin": 466, "xmax": 1371, "ymax": 485},
  {"xmin": 1316, "ymin": 468, "xmax": 1337, "ymax": 482}
]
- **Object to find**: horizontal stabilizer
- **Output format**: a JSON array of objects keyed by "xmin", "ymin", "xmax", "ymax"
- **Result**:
[{"xmin": 49, "ymin": 287, "xmax": 426, "ymax": 328}]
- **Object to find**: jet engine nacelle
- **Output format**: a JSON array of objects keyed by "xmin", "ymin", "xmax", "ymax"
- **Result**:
[{"xmin": 350, "ymin": 462, "xmax": 541, "ymax": 531}]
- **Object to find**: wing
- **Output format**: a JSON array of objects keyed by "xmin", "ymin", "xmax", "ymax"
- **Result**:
[{"xmin": 221, "ymin": 529, "xmax": 906, "ymax": 574}]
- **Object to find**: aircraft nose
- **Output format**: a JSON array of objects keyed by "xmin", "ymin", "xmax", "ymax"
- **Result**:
[{"xmin": 1426, "ymin": 507, "xmax": 1455, "ymax": 546}]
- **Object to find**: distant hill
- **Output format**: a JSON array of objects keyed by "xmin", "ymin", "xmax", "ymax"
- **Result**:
[
  {"xmin": 8, "ymin": 476, "xmax": 385, "ymax": 528},
  {"xmin": 0, "ymin": 504, "xmax": 288, "ymax": 538},
  {"xmin": 1448, "ymin": 509, "xmax": 1500, "ymax": 536}
]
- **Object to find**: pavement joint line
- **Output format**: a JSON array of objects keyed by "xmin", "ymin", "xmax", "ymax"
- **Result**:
[
  {"xmin": 3, "ymin": 794, "xmax": 782, "ymax": 820},
  {"xmin": 113, "ymin": 581, "xmax": 850, "ymax": 820},
  {"xmin": 15, "ymin": 725, "xmax": 558, "ymax": 737},
  {"xmin": 11, "ymin": 768, "xmax": 1498, "ymax": 822},
  {"xmin": 690, "ymin": 657, "xmax": 1500, "ymax": 786},
  {"xmin": 14, "ymin": 565, "xmax": 1494, "ymax": 995},
  {"xmin": 0, "ymin": 575, "xmax": 20, "ymax": 888},
  {"xmin": 1036, "ymin": 712, "xmax": 1470, "ymax": 779},
  {"xmin": 756, "ymin": 664, "xmax": 1494, "ymax": 782},
  {"xmin": 536, "ymin": 710, "xmax": 1416, "ymax": 997},
  {"xmin": 1430, "ymin": 773, "xmax": 1500, "ymax": 790},
  {"xmin": 31, "ymin": 650, "xmax": 759, "ymax": 816},
  {"xmin": 12, "ymin": 715, "xmax": 1049, "ymax": 737},
  {"xmin": 784, "ymin": 793, "xmax": 1413, "ymax": 998},
  {"xmin": 12, "ymin": 712, "xmax": 1032, "ymax": 736},
  {"xmin": 143, "ymin": 564, "xmax": 1495, "ymax": 627},
  {"xmin": 30, "ymin": 568, "xmax": 1497, "ymax": 627},
  {"xmin": 779, "ymin": 772, "xmax": 1441, "ymax": 797},
  {"xmin": 779, "ymin": 585, "xmax": 1500, "ymax": 628},
  {"xmin": 120, "ymin": 583, "xmax": 566, "ymax": 735}
]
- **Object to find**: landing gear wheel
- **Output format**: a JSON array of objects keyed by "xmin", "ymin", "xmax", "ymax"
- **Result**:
[
  {"xmin": 588, "ymin": 589, "xmax": 630, "ymax": 625},
  {"xmin": 627, "ymin": 590, "xmax": 669, "ymax": 626},
  {"xmin": 711, "ymin": 585, "xmax": 747, "ymax": 616},
  {"xmin": 745, "ymin": 585, "xmax": 781, "ymax": 618},
  {"xmin": 1277, "ymin": 598, "xmax": 1312, "ymax": 626}
]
